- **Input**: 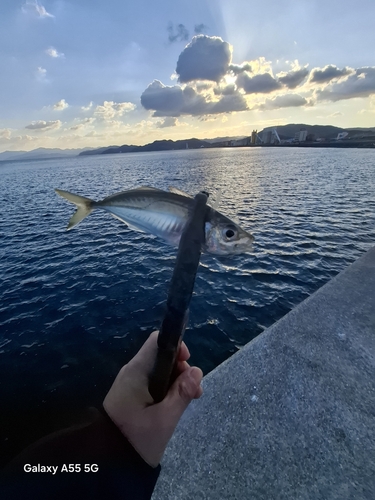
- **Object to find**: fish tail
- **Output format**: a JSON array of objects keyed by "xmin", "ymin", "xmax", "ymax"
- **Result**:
[{"xmin": 55, "ymin": 189, "xmax": 94, "ymax": 230}]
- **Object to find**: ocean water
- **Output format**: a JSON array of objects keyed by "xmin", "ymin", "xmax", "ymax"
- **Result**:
[{"xmin": 1, "ymin": 147, "xmax": 374, "ymax": 465}]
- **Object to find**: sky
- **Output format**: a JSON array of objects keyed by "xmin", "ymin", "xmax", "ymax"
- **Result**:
[{"xmin": 1, "ymin": 0, "xmax": 375, "ymax": 152}]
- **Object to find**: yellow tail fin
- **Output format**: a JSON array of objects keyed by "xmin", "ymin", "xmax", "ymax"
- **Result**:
[{"xmin": 55, "ymin": 189, "xmax": 94, "ymax": 230}]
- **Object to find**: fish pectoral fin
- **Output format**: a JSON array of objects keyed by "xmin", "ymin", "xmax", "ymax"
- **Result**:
[
  {"xmin": 55, "ymin": 188, "xmax": 94, "ymax": 230},
  {"xmin": 168, "ymin": 186, "xmax": 192, "ymax": 198}
]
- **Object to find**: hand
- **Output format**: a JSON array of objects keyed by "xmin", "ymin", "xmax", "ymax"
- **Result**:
[{"xmin": 103, "ymin": 331, "xmax": 203, "ymax": 467}]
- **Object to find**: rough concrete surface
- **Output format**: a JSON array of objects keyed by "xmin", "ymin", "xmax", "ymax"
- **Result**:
[{"xmin": 152, "ymin": 247, "xmax": 375, "ymax": 500}]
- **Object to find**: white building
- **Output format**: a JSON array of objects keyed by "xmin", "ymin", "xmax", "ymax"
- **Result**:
[{"xmin": 298, "ymin": 129, "xmax": 308, "ymax": 142}]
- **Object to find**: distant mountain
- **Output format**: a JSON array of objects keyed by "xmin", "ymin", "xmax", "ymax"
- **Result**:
[
  {"xmin": 259, "ymin": 124, "xmax": 375, "ymax": 140},
  {"xmin": 78, "ymin": 146, "xmax": 119, "ymax": 156},
  {"xmin": 204, "ymin": 136, "xmax": 247, "ymax": 144},
  {"xmin": 2, "ymin": 124, "xmax": 374, "ymax": 162},
  {"xmin": 0, "ymin": 147, "xmax": 93, "ymax": 162},
  {"xmin": 345, "ymin": 127, "xmax": 375, "ymax": 132},
  {"xmin": 79, "ymin": 138, "xmax": 211, "ymax": 156},
  {"xmin": 0, "ymin": 150, "xmax": 28, "ymax": 161},
  {"xmin": 260, "ymin": 124, "xmax": 346, "ymax": 140}
]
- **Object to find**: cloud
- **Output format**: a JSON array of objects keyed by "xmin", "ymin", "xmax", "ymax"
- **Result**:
[
  {"xmin": 94, "ymin": 101, "xmax": 136, "ymax": 120},
  {"xmin": 36, "ymin": 66, "xmax": 47, "ymax": 81},
  {"xmin": 25, "ymin": 120, "xmax": 61, "ymax": 131},
  {"xmin": 22, "ymin": 1, "xmax": 54, "ymax": 18},
  {"xmin": 257, "ymin": 94, "xmax": 309, "ymax": 110},
  {"xmin": 194, "ymin": 24, "xmax": 208, "ymax": 35},
  {"xmin": 46, "ymin": 47, "xmax": 64, "ymax": 58},
  {"xmin": 69, "ymin": 117, "xmax": 96, "ymax": 131},
  {"xmin": 236, "ymin": 72, "xmax": 282, "ymax": 94},
  {"xmin": 176, "ymin": 35, "xmax": 232, "ymax": 83},
  {"xmin": 81, "ymin": 102, "xmax": 93, "ymax": 112},
  {"xmin": 277, "ymin": 67, "xmax": 309, "ymax": 89},
  {"xmin": 214, "ymin": 84, "xmax": 236, "ymax": 96},
  {"xmin": 53, "ymin": 99, "xmax": 69, "ymax": 111},
  {"xmin": 69, "ymin": 124, "xmax": 84, "ymax": 131},
  {"xmin": 0, "ymin": 129, "xmax": 12, "ymax": 140},
  {"xmin": 82, "ymin": 117, "xmax": 96, "ymax": 124},
  {"xmin": 195, "ymin": 82, "xmax": 214, "ymax": 92},
  {"xmin": 141, "ymin": 81, "xmax": 198, "ymax": 116},
  {"xmin": 316, "ymin": 67, "xmax": 375, "ymax": 102},
  {"xmin": 0, "ymin": 134, "xmax": 36, "ymax": 147},
  {"xmin": 310, "ymin": 65, "xmax": 353, "ymax": 84},
  {"xmin": 156, "ymin": 117, "xmax": 178, "ymax": 128},
  {"xmin": 167, "ymin": 23, "xmax": 189, "ymax": 43},
  {"xmin": 229, "ymin": 63, "xmax": 252, "ymax": 75},
  {"xmin": 141, "ymin": 79, "xmax": 247, "ymax": 117},
  {"xmin": 209, "ymin": 93, "xmax": 248, "ymax": 114}
]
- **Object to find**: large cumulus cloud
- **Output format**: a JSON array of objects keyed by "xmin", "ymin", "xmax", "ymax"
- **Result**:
[
  {"xmin": 141, "ymin": 35, "xmax": 375, "ymax": 120},
  {"xmin": 310, "ymin": 65, "xmax": 353, "ymax": 84},
  {"xmin": 229, "ymin": 62, "xmax": 252, "ymax": 75},
  {"xmin": 236, "ymin": 72, "xmax": 282, "ymax": 94},
  {"xmin": 316, "ymin": 67, "xmax": 375, "ymax": 102},
  {"xmin": 176, "ymin": 35, "xmax": 232, "ymax": 83},
  {"xmin": 141, "ymin": 80, "xmax": 247, "ymax": 117},
  {"xmin": 257, "ymin": 94, "xmax": 309, "ymax": 110},
  {"xmin": 277, "ymin": 67, "xmax": 309, "ymax": 89}
]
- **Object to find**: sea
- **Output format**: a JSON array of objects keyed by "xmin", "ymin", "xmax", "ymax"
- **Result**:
[{"xmin": 1, "ymin": 147, "xmax": 374, "ymax": 465}]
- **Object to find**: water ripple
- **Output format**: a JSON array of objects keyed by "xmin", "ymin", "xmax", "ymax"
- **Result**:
[{"xmin": 1, "ymin": 148, "xmax": 374, "ymax": 464}]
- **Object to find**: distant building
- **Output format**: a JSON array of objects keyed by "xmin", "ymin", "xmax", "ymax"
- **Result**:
[
  {"xmin": 263, "ymin": 130, "xmax": 272, "ymax": 144},
  {"xmin": 231, "ymin": 137, "xmax": 250, "ymax": 147},
  {"xmin": 251, "ymin": 130, "xmax": 257, "ymax": 145},
  {"xmin": 298, "ymin": 128, "xmax": 308, "ymax": 142},
  {"xmin": 336, "ymin": 132, "xmax": 349, "ymax": 140},
  {"xmin": 262, "ymin": 129, "xmax": 281, "ymax": 145}
]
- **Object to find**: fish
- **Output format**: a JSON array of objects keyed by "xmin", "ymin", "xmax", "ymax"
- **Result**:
[{"xmin": 55, "ymin": 186, "xmax": 254, "ymax": 256}]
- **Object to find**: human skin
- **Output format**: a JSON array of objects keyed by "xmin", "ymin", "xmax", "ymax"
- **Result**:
[{"xmin": 103, "ymin": 331, "xmax": 203, "ymax": 467}]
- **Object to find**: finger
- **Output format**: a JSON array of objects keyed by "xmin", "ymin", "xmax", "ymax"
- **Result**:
[
  {"xmin": 176, "ymin": 360, "xmax": 190, "ymax": 375},
  {"xmin": 177, "ymin": 342, "xmax": 190, "ymax": 362},
  {"xmin": 161, "ymin": 366, "xmax": 203, "ymax": 421},
  {"xmin": 194, "ymin": 385, "xmax": 204, "ymax": 399}
]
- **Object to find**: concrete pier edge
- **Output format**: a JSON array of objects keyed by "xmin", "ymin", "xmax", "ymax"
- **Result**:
[{"xmin": 152, "ymin": 246, "xmax": 375, "ymax": 500}]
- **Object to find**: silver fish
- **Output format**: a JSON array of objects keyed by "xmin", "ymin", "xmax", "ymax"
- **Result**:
[{"xmin": 55, "ymin": 186, "xmax": 254, "ymax": 256}]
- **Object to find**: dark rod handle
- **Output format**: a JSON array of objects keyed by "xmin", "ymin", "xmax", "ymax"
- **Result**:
[{"xmin": 148, "ymin": 192, "xmax": 208, "ymax": 403}]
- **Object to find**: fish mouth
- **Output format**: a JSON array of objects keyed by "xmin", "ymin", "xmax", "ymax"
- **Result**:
[
  {"xmin": 233, "ymin": 242, "xmax": 254, "ymax": 254},
  {"xmin": 232, "ymin": 234, "xmax": 255, "ymax": 254}
]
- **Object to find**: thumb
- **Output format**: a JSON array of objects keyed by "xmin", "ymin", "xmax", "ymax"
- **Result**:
[{"xmin": 161, "ymin": 366, "xmax": 203, "ymax": 419}]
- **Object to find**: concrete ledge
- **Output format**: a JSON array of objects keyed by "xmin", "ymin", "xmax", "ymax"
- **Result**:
[{"xmin": 152, "ymin": 247, "xmax": 375, "ymax": 500}]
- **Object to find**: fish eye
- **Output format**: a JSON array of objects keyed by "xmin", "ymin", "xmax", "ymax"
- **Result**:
[{"xmin": 222, "ymin": 225, "xmax": 237, "ymax": 240}]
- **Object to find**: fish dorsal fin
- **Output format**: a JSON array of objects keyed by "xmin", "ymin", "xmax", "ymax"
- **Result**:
[
  {"xmin": 212, "ymin": 189, "xmax": 221, "ymax": 210},
  {"xmin": 168, "ymin": 186, "xmax": 193, "ymax": 198},
  {"xmin": 169, "ymin": 186, "xmax": 220, "ymax": 209},
  {"xmin": 136, "ymin": 186, "xmax": 165, "ymax": 192}
]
